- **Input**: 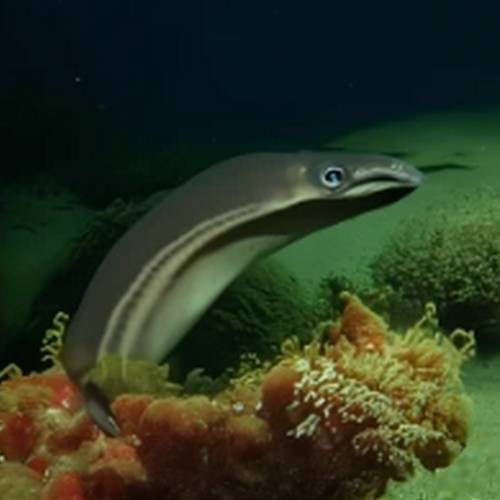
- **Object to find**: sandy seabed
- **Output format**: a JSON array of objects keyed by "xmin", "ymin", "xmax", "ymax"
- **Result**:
[{"xmin": 383, "ymin": 355, "xmax": 500, "ymax": 500}]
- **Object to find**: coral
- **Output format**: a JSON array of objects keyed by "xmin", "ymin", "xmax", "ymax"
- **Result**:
[
  {"xmin": 0, "ymin": 294, "xmax": 472, "ymax": 500},
  {"xmin": 369, "ymin": 192, "xmax": 500, "ymax": 348}
]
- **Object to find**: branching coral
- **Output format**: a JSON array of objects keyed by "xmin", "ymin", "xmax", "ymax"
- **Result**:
[{"xmin": 0, "ymin": 294, "xmax": 473, "ymax": 500}]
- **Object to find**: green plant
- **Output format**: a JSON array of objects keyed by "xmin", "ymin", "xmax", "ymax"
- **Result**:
[{"xmin": 370, "ymin": 191, "xmax": 500, "ymax": 349}]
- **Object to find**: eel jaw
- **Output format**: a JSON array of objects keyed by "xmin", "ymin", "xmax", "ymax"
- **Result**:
[{"xmin": 341, "ymin": 171, "xmax": 422, "ymax": 198}]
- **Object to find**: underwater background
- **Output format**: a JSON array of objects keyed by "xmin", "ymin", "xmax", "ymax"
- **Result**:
[{"xmin": 2, "ymin": 2, "xmax": 500, "ymax": 499}]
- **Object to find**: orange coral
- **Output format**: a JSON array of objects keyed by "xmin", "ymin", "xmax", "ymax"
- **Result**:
[
  {"xmin": 0, "ymin": 294, "xmax": 473, "ymax": 500},
  {"xmin": 329, "ymin": 291, "xmax": 386, "ymax": 354}
]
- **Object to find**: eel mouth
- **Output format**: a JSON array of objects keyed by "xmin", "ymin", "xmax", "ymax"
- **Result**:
[
  {"xmin": 343, "ymin": 165, "xmax": 423, "ymax": 198},
  {"xmin": 343, "ymin": 179, "xmax": 420, "ymax": 198}
]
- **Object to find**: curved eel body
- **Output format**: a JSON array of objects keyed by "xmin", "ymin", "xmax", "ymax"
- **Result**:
[{"xmin": 62, "ymin": 151, "xmax": 422, "ymax": 435}]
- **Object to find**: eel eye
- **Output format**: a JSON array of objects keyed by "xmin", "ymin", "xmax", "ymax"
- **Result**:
[{"xmin": 321, "ymin": 166, "xmax": 344, "ymax": 188}]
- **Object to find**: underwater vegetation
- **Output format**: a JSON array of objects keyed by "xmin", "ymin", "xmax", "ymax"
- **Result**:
[
  {"xmin": 371, "ymin": 192, "xmax": 500, "ymax": 349},
  {"xmin": 0, "ymin": 183, "xmax": 95, "ymax": 370},
  {"xmin": 321, "ymin": 191, "xmax": 500, "ymax": 352},
  {"xmin": 0, "ymin": 294, "xmax": 473, "ymax": 500},
  {"xmin": 25, "ymin": 193, "xmax": 166, "ymax": 345}
]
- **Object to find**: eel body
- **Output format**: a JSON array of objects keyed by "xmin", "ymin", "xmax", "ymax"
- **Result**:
[{"xmin": 62, "ymin": 151, "xmax": 422, "ymax": 434}]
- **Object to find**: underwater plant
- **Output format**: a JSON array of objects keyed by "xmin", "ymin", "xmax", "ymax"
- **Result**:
[
  {"xmin": 0, "ymin": 293, "xmax": 472, "ymax": 500},
  {"xmin": 368, "ymin": 192, "xmax": 500, "ymax": 349}
]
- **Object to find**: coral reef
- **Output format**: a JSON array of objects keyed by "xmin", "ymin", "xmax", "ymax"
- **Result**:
[{"xmin": 0, "ymin": 294, "xmax": 473, "ymax": 500}]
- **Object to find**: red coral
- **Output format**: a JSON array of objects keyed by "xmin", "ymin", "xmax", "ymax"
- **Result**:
[
  {"xmin": 46, "ymin": 415, "xmax": 97, "ymax": 455},
  {"xmin": 329, "ymin": 292, "xmax": 386, "ymax": 354},
  {"xmin": 3, "ymin": 371, "xmax": 80, "ymax": 410},
  {"xmin": 0, "ymin": 411, "xmax": 37, "ymax": 460},
  {"xmin": 26, "ymin": 455, "xmax": 49, "ymax": 477},
  {"xmin": 45, "ymin": 471, "xmax": 84, "ymax": 500},
  {"xmin": 260, "ymin": 365, "xmax": 300, "ymax": 424},
  {"xmin": 82, "ymin": 468, "xmax": 127, "ymax": 500},
  {"xmin": 112, "ymin": 395, "xmax": 152, "ymax": 435}
]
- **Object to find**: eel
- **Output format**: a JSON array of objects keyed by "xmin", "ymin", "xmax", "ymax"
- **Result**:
[{"xmin": 62, "ymin": 150, "xmax": 423, "ymax": 435}]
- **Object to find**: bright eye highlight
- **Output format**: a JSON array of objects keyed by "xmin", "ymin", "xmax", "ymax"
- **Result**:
[{"xmin": 321, "ymin": 166, "xmax": 344, "ymax": 188}]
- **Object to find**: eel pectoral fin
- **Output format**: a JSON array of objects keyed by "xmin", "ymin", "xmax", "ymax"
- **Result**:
[{"xmin": 82, "ymin": 381, "xmax": 121, "ymax": 437}]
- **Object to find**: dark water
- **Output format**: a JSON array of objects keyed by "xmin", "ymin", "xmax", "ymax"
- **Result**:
[{"xmin": 2, "ymin": 1, "xmax": 500, "ymax": 184}]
